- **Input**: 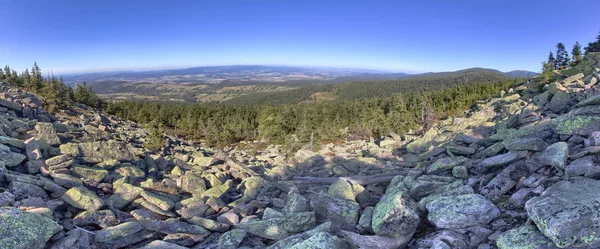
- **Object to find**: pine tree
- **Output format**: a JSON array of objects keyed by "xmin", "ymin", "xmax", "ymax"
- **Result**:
[
  {"xmin": 584, "ymin": 30, "xmax": 600, "ymax": 54},
  {"xmin": 555, "ymin": 43, "xmax": 570, "ymax": 69},
  {"xmin": 547, "ymin": 52, "xmax": 556, "ymax": 69},
  {"xmin": 571, "ymin": 41, "xmax": 583, "ymax": 66}
]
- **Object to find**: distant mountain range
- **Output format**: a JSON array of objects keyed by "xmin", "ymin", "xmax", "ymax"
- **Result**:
[
  {"xmin": 62, "ymin": 65, "xmax": 537, "ymax": 86},
  {"xmin": 86, "ymin": 66, "xmax": 535, "ymax": 104}
]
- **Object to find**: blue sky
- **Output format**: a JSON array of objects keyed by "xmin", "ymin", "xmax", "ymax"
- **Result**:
[{"xmin": 1, "ymin": 0, "xmax": 599, "ymax": 74}]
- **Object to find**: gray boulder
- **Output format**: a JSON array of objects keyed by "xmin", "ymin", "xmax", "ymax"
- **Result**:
[
  {"xmin": 426, "ymin": 194, "xmax": 500, "ymax": 229},
  {"xmin": 540, "ymin": 142, "xmax": 569, "ymax": 170},
  {"xmin": 503, "ymin": 137, "xmax": 548, "ymax": 151},
  {"xmin": 371, "ymin": 176, "xmax": 419, "ymax": 243},
  {"xmin": 496, "ymin": 225, "xmax": 559, "ymax": 249},
  {"xmin": 236, "ymin": 211, "xmax": 316, "ymax": 240},
  {"xmin": 59, "ymin": 140, "xmax": 135, "ymax": 163},
  {"xmin": 0, "ymin": 207, "xmax": 62, "ymax": 249},
  {"xmin": 525, "ymin": 178, "xmax": 600, "ymax": 247},
  {"xmin": 427, "ymin": 156, "xmax": 468, "ymax": 174}
]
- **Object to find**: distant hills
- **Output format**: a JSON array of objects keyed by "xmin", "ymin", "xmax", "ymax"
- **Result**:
[
  {"xmin": 62, "ymin": 65, "xmax": 537, "ymax": 86},
  {"xmin": 504, "ymin": 70, "xmax": 539, "ymax": 78},
  {"xmin": 66, "ymin": 65, "xmax": 536, "ymax": 103}
]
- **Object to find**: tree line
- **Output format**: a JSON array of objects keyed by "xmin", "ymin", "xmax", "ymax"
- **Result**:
[
  {"xmin": 103, "ymin": 78, "xmax": 519, "ymax": 149},
  {"xmin": 546, "ymin": 31, "xmax": 600, "ymax": 70},
  {"xmin": 0, "ymin": 63, "xmax": 100, "ymax": 113}
]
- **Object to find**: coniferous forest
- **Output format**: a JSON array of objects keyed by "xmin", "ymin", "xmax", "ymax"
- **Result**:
[{"xmin": 2, "ymin": 31, "xmax": 599, "ymax": 149}]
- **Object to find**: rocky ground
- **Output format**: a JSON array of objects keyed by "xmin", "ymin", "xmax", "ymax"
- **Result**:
[{"xmin": 1, "ymin": 60, "xmax": 600, "ymax": 248}]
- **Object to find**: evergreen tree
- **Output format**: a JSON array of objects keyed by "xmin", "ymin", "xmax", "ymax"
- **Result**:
[
  {"xmin": 555, "ymin": 43, "xmax": 570, "ymax": 69},
  {"xmin": 584, "ymin": 31, "xmax": 600, "ymax": 54},
  {"xmin": 571, "ymin": 41, "xmax": 583, "ymax": 66},
  {"xmin": 547, "ymin": 52, "xmax": 556, "ymax": 69}
]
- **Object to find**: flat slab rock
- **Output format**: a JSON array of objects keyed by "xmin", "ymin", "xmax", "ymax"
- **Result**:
[
  {"xmin": 426, "ymin": 194, "xmax": 500, "ymax": 229},
  {"xmin": 525, "ymin": 178, "xmax": 600, "ymax": 248}
]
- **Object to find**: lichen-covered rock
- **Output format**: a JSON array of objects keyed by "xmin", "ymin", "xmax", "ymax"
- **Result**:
[
  {"xmin": 202, "ymin": 179, "xmax": 232, "ymax": 199},
  {"xmin": 73, "ymin": 210, "xmax": 118, "ymax": 229},
  {"xmin": 452, "ymin": 166, "xmax": 469, "ymax": 179},
  {"xmin": 59, "ymin": 140, "xmax": 135, "ymax": 163},
  {"xmin": 49, "ymin": 228, "xmax": 91, "ymax": 249},
  {"xmin": 371, "ymin": 176, "xmax": 419, "ymax": 243},
  {"xmin": 358, "ymin": 206, "xmax": 374, "ymax": 233},
  {"xmin": 426, "ymin": 194, "xmax": 500, "ymax": 229},
  {"xmin": 503, "ymin": 137, "xmax": 549, "ymax": 151},
  {"xmin": 427, "ymin": 156, "xmax": 468, "ymax": 174},
  {"xmin": 0, "ymin": 207, "xmax": 62, "ymax": 249},
  {"xmin": 481, "ymin": 161, "xmax": 528, "ymax": 199},
  {"xmin": 283, "ymin": 187, "xmax": 310, "ymax": 214},
  {"xmin": 342, "ymin": 231, "xmax": 405, "ymax": 249},
  {"xmin": 0, "ymin": 188, "xmax": 15, "ymax": 206},
  {"xmin": 0, "ymin": 144, "xmax": 26, "ymax": 167},
  {"xmin": 141, "ymin": 191, "xmax": 175, "ymax": 211},
  {"xmin": 548, "ymin": 91, "xmax": 570, "ymax": 113},
  {"xmin": 140, "ymin": 240, "xmax": 189, "ymax": 249},
  {"xmin": 218, "ymin": 229, "xmax": 246, "ymax": 249},
  {"xmin": 479, "ymin": 151, "xmax": 527, "ymax": 172},
  {"xmin": 138, "ymin": 218, "xmax": 210, "ymax": 235},
  {"xmin": 187, "ymin": 216, "xmax": 230, "ymax": 232},
  {"xmin": 71, "ymin": 165, "xmax": 109, "ymax": 182},
  {"xmin": 410, "ymin": 230, "xmax": 468, "ymax": 249},
  {"xmin": 268, "ymin": 222, "xmax": 332, "ymax": 249},
  {"xmin": 236, "ymin": 211, "xmax": 316, "ymax": 240},
  {"xmin": 62, "ymin": 186, "xmax": 104, "ymax": 211},
  {"xmin": 288, "ymin": 231, "xmax": 344, "ymax": 249},
  {"xmin": 552, "ymin": 114, "xmax": 600, "ymax": 135},
  {"xmin": 179, "ymin": 171, "xmax": 206, "ymax": 196},
  {"xmin": 107, "ymin": 182, "xmax": 143, "ymax": 209},
  {"xmin": 327, "ymin": 179, "xmax": 355, "ymax": 201},
  {"xmin": 496, "ymin": 225, "xmax": 560, "ymax": 249},
  {"xmin": 525, "ymin": 178, "xmax": 600, "ymax": 248},
  {"xmin": 540, "ymin": 142, "xmax": 569, "ymax": 170},
  {"xmin": 95, "ymin": 221, "xmax": 143, "ymax": 243},
  {"xmin": 35, "ymin": 123, "xmax": 61, "ymax": 148},
  {"xmin": 310, "ymin": 193, "xmax": 359, "ymax": 231}
]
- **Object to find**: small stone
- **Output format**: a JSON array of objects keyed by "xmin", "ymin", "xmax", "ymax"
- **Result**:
[
  {"xmin": 217, "ymin": 212, "xmax": 239, "ymax": 225},
  {"xmin": 452, "ymin": 166, "xmax": 469, "ymax": 179}
]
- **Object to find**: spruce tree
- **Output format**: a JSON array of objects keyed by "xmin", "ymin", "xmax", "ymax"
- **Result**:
[
  {"xmin": 555, "ymin": 43, "xmax": 570, "ymax": 69},
  {"xmin": 584, "ymin": 30, "xmax": 600, "ymax": 54},
  {"xmin": 571, "ymin": 41, "xmax": 583, "ymax": 66},
  {"xmin": 547, "ymin": 52, "xmax": 556, "ymax": 69}
]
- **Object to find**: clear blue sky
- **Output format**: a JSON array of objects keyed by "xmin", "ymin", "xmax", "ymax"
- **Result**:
[{"xmin": 1, "ymin": 0, "xmax": 599, "ymax": 74}]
